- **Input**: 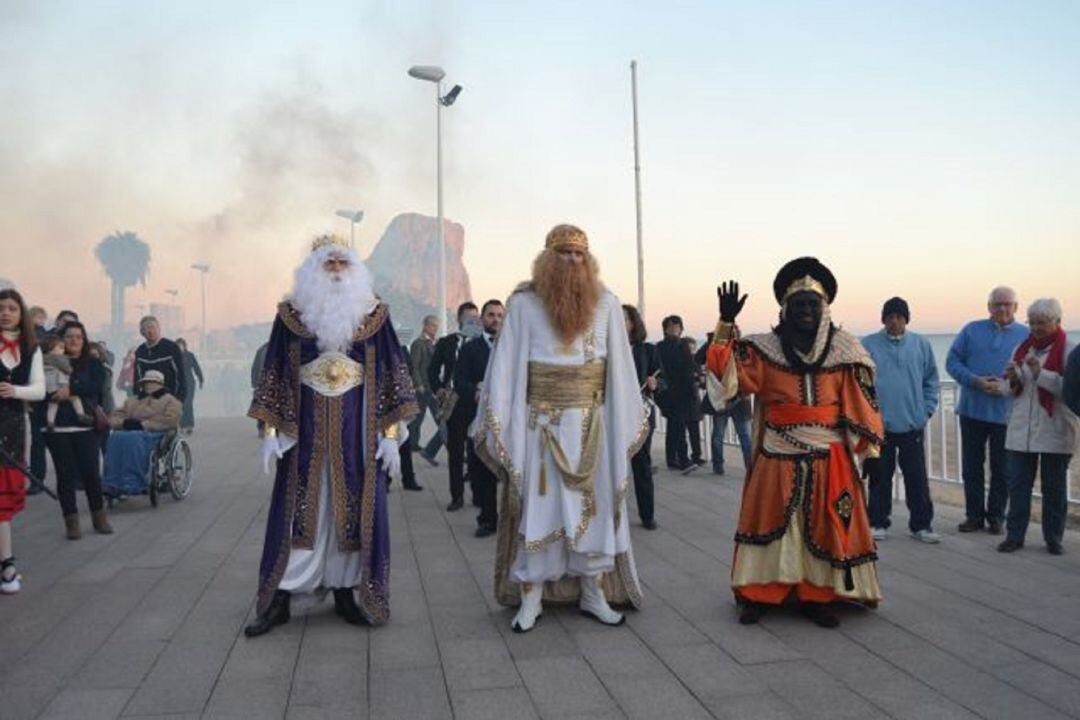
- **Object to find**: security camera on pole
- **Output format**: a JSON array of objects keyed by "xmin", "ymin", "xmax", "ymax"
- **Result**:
[{"xmin": 408, "ymin": 64, "xmax": 463, "ymax": 336}]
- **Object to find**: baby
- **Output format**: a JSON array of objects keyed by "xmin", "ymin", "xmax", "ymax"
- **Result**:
[{"xmin": 41, "ymin": 336, "xmax": 89, "ymax": 429}]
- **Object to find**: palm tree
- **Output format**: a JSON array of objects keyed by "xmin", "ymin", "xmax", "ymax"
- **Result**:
[{"xmin": 95, "ymin": 231, "xmax": 150, "ymax": 330}]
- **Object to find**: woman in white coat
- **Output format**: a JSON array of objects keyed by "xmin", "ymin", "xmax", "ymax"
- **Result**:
[{"xmin": 998, "ymin": 298, "xmax": 1077, "ymax": 555}]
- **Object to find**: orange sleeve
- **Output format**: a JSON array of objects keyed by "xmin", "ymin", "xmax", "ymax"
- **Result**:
[
  {"xmin": 840, "ymin": 364, "xmax": 885, "ymax": 453},
  {"xmin": 707, "ymin": 340, "xmax": 765, "ymax": 397}
]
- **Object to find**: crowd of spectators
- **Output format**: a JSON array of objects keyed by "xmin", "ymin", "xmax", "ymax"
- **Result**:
[{"xmin": 0, "ymin": 297, "xmax": 199, "ymax": 593}]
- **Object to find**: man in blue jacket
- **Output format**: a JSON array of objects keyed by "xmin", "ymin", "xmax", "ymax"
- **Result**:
[
  {"xmin": 946, "ymin": 287, "xmax": 1028, "ymax": 535},
  {"xmin": 863, "ymin": 298, "xmax": 941, "ymax": 543}
]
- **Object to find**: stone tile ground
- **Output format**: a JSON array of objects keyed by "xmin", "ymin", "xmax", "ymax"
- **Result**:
[{"xmin": 2, "ymin": 418, "xmax": 1079, "ymax": 719}]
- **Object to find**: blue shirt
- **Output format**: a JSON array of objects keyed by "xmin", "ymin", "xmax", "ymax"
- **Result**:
[
  {"xmin": 946, "ymin": 318, "xmax": 1029, "ymax": 424},
  {"xmin": 863, "ymin": 330, "xmax": 940, "ymax": 434}
]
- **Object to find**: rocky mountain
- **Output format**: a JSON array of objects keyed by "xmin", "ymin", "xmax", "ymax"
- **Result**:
[{"xmin": 365, "ymin": 213, "xmax": 473, "ymax": 335}]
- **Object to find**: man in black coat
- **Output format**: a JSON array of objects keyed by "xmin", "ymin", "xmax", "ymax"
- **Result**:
[
  {"xmin": 454, "ymin": 300, "xmax": 505, "ymax": 536},
  {"xmin": 656, "ymin": 315, "xmax": 698, "ymax": 473},
  {"xmin": 134, "ymin": 316, "xmax": 186, "ymax": 402},
  {"xmin": 1065, "ymin": 345, "xmax": 1080, "ymax": 417},
  {"xmin": 428, "ymin": 302, "xmax": 479, "ymax": 510}
]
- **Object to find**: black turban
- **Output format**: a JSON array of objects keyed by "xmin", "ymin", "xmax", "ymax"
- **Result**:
[{"xmin": 772, "ymin": 257, "xmax": 838, "ymax": 305}]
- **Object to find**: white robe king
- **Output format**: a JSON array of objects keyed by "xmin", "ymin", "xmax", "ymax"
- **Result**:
[{"xmin": 472, "ymin": 225, "xmax": 648, "ymax": 630}]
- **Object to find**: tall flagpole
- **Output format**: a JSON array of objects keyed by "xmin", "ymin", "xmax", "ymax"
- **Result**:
[{"xmin": 631, "ymin": 60, "xmax": 645, "ymax": 316}]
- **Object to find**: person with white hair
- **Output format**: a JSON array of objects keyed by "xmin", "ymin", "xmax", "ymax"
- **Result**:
[
  {"xmin": 244, "ymin": 234, "xmax": 418, "ymax": 636},
  {"xmin": 946, "ymin": 286, "xmax": 1029, "ymax": 535},
  {"xmin": 997, "ymin": 298, "xmax": 1077, "ymax": 555}
]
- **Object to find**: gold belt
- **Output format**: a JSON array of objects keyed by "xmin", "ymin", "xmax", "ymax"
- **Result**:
[
  {"xmin": 526, "ymin": 361, "xmax": 606, "ymax": 503},
  {"xmin": 526, "ymin": 361, "xmax": 606, "ymax": 409}
]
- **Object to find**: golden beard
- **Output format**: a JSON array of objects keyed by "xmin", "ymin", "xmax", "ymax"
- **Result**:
[{"xmin": 531, "ymin": 249, "xmax": 602, "ymax": 345}]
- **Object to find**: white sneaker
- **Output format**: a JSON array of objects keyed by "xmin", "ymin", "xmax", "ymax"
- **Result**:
[
  {"xmin": 579, "ymin": 576, "xmax": 625, "ymax": 626},
  {"xmin": 0, "ymin": 560, "xmax": 21, "ymax": 594},
  {"xmin": 872, "ymin": 527, "xmax": 888, "ymax": 541},
  {"xmin": 911, "ymin": 529, "xmax": 942, "ymax": 544},
  {"xmin": 511, "ymin": 583, "xmax": 543, "ymax": 633}
]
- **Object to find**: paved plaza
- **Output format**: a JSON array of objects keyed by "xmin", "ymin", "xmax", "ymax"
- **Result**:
[{"xmin": 2, "ymin": 417, "xmax": 1079, "ymax": 720}]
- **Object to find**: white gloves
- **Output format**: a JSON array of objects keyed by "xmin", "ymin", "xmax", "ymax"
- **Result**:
[
  {"xmin": 261, "ymin": 436, "xmax": 283, "ymax": 475},
  {"xmin": 376, "ymin": 436, "xmax": 401, "ymax": 481}
]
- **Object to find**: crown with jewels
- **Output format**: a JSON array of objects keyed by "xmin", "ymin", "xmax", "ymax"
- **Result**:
[
  {"xmin": 311, "ymin": 234, "xmax": 351, "ymax": 253},
  {"xmin": 545, "ymin": 224, "xmax": 589, "ymax": 251}
]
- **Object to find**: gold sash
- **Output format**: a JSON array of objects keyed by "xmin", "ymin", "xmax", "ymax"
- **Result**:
[{"xmin": 526, "ymin": 361, "xmax": 606, "ymax": 503}]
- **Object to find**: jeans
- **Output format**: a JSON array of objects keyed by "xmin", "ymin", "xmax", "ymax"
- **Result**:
[
  {"xmin": 630, "ymin": 427, "xmax": 655, "ymax": 523},
  {"xmin": 1005, "ymin": 451, "xmax": 1071, "ymax": 546},
  {"xmin": 45, "ymin": 431, "xmax": 104, "ymax": 516},
  {"xmin": 408, "ymin": 392, "xmax": 444, "ymax": 458},
  {"xmin": 711, "ymin": 402, "xmax": 752, "ymax": 473},
  {"xmin": 868, "ymin": 429, "xmax": 935, "ymax": 532},
  {"xmin": 959, "ymin": 416, "xmax": 1009, "ymax": 524}
]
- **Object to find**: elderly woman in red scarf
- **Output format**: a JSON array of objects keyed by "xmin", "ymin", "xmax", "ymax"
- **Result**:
[{"xmin": 998, "ymin": 298, "xmax": 1078, "ymax": 556}]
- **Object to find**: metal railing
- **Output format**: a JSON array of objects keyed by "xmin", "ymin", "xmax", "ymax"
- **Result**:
[{"xmin": 657, "ymin": 379, "xmax": 1079, "ymax": 506}]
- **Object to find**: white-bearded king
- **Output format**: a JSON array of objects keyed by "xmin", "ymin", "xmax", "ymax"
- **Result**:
[
  {"xmin": 472, "ymin": 224, "xmax": 648, "ymax": 632},
  {"xmin": 245, "ymin": 234, "xmax": 417, "ymax": 637}
]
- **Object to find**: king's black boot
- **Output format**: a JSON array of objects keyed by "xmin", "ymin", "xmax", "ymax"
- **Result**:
[
  {"xmin": 333, "ymin": 587, "xmax": 369, "ymax": 626},
  {"xmin": 800, "ymin": 602, "xmax": 840, "ymax": 629},
  {"xmin": 244, "ymin": 590, "xmax": 291, "ymax": 637}
]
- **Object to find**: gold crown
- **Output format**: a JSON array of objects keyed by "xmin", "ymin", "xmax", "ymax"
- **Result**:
[
  {"xmin": 311, "ymin": 234, "xmax": 351, "ymax": 253},
  {"xmin": 545, "ymin": 224, "xmax": 589, "ymax": 251},
  {"xmin": 782, "ymin": 274, "xmax": 827, "ymax": 302}
]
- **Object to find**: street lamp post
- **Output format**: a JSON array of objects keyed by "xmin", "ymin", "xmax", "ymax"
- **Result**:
[
  {"xmin": 631, "ymin": 60, "xmax": 645, "ymax": 317},
  {"xmin": 335, "ymin": 209, "xmax": 364, "ymax": 248},
  {"xmin": 190, "ymin": 263, "xmax": 210, "ymax": 353},
  {"xmin": 408, "ymin": 65, "xmax": 463, "ymax": 336}
]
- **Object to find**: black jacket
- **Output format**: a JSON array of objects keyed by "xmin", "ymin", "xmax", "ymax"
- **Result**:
[
  {"xmin": 428, "ymin": 334, "xmax": 464, "ymax": 394},
  {"xmin": 135, "ymin": 338, "xmax": 186, "ymax": 400},
  {"xmin": 47, "ymin": 357, "xmax": 107, "ymax": 429},
  {"xmin": 1065, "ymin": 345, "xmax": 1080, "ymax": 418},
  {"xmin": 655, "ymin": 337, "xmax": 697, "ymax": 420},
  {"xmin": 453, "ymin": 335, "xmax": 493, "ymax": 424},
  {"xmin": 631, "ymin": 342, "xmax": 664, "ymax": 394}
]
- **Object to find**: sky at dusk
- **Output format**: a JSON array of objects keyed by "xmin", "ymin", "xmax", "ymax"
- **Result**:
[{"xmin": 2, "ymin": 0, "xmax": 1078, "ymax": 340}]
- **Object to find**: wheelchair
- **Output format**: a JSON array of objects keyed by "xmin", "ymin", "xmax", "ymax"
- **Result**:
[
  {"xmin": 147, "ymin": 430, "xmax": 194, "ymax": 507},
  {"xmin": 103, "ymin": 430, "xmax": 193, "ymax": 508}
]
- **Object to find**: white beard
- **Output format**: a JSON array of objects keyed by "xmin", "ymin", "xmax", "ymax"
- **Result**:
[{"xmin": 288, "ymin": 246, "xmax": 378, "ymax": 353}]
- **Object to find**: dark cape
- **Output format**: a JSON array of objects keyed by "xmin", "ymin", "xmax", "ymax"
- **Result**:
[{"xmin": 248, "ymin": 301, "xmax": 418, "ymax": 624}]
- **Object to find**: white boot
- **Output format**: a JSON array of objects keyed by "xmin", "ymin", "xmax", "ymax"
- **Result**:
[
  {"xmin": 511, "ymin": 583, "xmax": 543, "ymax": 633},
  {"xmin": 579, "ymin": 575, "xmax": 624, "ymax": 626}
]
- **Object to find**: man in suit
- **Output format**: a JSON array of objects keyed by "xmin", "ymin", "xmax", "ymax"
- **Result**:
[
  {"xmin": 428, "ymin": 302, "xmax": 480, "ymax": 510},
  {"xmin": 408, "ymin": 315, "xmax": 442, "ymax": 461},
  {"xmin": 455, "ymin": 300, "xmax": 505, "ymax": 536}
]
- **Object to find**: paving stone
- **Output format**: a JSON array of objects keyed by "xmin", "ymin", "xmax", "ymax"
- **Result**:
[
  {"xmin": 515, "ymin": 656, "xmax": 618, "ymax": 717},
  {"xmin": 369, "ymin": 667, "xmax": 452, "ymax": 720},
  {"xmin": 369, "ymin": 622, "xmax": 441, "ymax": 670},
  {"xmin": 439, "ymin": 637, "xmax": 521, "ymax": 692},
  {"xmin": 5, "ymin": 419, "xmax": 1080, "ymax": 720},
  {"xmin": 450, "ymin": 687, "xmax": 539, "ymax": 720},
  {"xmin": 601, "ymin": 676, "xmax": 713, "ymax": 720},
  {"xmin": 37, "ymin": 687, "xmax": 133, "ymax": 720},
  {"xmin": 203, "ymin": 676, "xmax": 292, "ymax": 719}
]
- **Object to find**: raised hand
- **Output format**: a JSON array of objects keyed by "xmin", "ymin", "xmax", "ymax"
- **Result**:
[{"xmin": 717, "ymin": 280, "xmax": 748, "ymax": 323}]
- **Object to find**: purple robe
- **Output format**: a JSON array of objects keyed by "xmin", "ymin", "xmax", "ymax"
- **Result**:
[{"xmin": 249, "ymin": 301, "xmax": 418, "ymax": 624}]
